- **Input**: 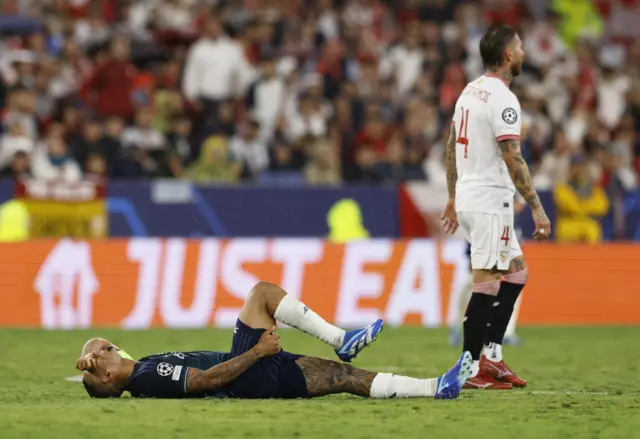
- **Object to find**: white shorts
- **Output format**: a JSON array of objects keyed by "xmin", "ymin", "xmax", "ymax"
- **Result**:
[{"xmin": 457, "ymin": 212, "xmax": 523, "ymax": 271}]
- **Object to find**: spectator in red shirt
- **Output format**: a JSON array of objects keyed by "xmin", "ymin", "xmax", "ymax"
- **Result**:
[
  {"xmin": 484, "ymin": 0, "xmax": 523, "ymax": 28},
  {"xmin": 355, "ymin": 112, "xmax": 391, "ymax": 156},
  {"xmin": 439, "ymin": 63, "xmax": 466, "ymax": 113},
  {"xmin": 81, "ymin": 36, "xmax": 137, "ymax": 120}
]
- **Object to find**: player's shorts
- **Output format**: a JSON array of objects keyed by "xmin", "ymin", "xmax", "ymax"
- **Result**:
[
  {"xmin": 457, "ymin": 211, "xmax": 523, "ymax": 271},
  {"xmin": 228, "ymin": 319, "xmax": 309, "ymax": 399}
]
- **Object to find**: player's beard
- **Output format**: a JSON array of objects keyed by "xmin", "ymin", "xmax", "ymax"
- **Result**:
[{"xmin": 511, "ymin": 61, "xmax": 522, "ymax": 77}]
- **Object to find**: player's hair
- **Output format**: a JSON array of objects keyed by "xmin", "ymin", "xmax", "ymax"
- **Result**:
[
  {"xmin": 82, "ymin": 376, "xmax": 122, "ymax": 399},
  {"xmin": 479, "ymin": 24, "xmax": 518, "ymax": 70}
]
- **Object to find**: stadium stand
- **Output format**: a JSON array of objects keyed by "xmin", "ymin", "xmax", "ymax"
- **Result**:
[{"xmin": 0, "ymin": 0, "xmax": 638, "ymax": 240}]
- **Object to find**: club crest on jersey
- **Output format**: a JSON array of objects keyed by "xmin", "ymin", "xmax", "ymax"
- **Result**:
[
  {"xmin": 502, "ymin": 108, "xmax": 517, "ymax": 125},
  {"xmin": 157, "ymin": 362, "xmax": 174, "ymax": 376}
]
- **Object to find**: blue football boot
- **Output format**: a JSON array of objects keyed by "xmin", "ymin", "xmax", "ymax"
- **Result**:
[
  {"xmin": 435, "ymin": 351, "xmax": 473, "ymax": 400},
  {"xmin": 335, "ymin": 319, "xmax": 384, "ymax": 362}
]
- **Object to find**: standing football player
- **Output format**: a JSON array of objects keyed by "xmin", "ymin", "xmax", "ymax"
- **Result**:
[
  {"xmin": 441, "ymin": 24, "xmax": 551, "ymax": 389},
  {"xmin": 449, "ymin": 195, "xmax": 526, "ymax": 348}
]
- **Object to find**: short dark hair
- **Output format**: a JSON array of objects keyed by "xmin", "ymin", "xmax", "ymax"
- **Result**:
[
  {"xmin": 479, "ymin": 25, "xmax": 518, "ymax": 70},
  {"xmin": 82, "ymin": 376, "xmax": 121, "ymax": 399}
]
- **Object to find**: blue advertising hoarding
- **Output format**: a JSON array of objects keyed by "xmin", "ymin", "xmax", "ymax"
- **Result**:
[
  {"xmin": 87, "ymin": 181, "xmax": 398, "ymax": 238},
  {"xmin": 0, "ymin": 179, "xmax": 638, "ymax": 240}
]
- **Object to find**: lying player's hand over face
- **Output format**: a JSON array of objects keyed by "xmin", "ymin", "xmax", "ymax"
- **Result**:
[
  {"xmin": 254, "ymin": 326, "xmax": 281, "ymax": 358},
  {"xmin": 76, "ymin": 350, "xmax": 100, "ymax": 371}
]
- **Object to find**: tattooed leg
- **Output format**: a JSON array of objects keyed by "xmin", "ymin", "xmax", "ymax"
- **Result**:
[
  {"xmin": 295, "ymin": 356, "xmax": 376, "ymax": 397},
  {"xmin": 507, "ymin": 256, "xmax": 527, "ymax": 275},
  {"xmin": 295, "ymin": 356, "xmax": 442, "ymax": 399}
]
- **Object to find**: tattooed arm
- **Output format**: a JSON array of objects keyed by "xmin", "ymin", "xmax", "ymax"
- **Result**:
[
  {"xmin": 441, "ymin": 123, "xmax": 460, "ymax": 234},
  {"xmin": 186, "ymin": 328, "xmax": 281, "ymax": 395},
  {"xmin": 498, "ymin": 138, "xmax": 541, "ymax": 209},
  {"xmin": 295, "ymin": 356, "xmax": 377, "ymax": 397},
  {"xmin": 186, "ymin": 351, "xmax": 260, "ymax": 395},
  {"xmin": 445, "ymin": 124, "xmax": 458, "ymax": 199},
  {"xmin": 499, "ymin": 138, "xmax": 551, "ymax": 239}
]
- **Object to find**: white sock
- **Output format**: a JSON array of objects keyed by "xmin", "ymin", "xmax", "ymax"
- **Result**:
[
  {"xmin": 483, "ymin": 342, "xmax": 503, "ymax": 362},
  {"xmin": 470, "ymin": 360, "xmax": 479, "ymax": 378},
  {"xmin": 274, "ymin": 294, "xmax": 345, "ymax": 348},
  {"xmin": 369, "ymin": 373, "xmax": 439, "ymax": 398}
]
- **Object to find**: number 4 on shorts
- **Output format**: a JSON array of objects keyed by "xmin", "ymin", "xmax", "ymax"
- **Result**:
[{"xmin": 500, "ymin": 226, "xmax": 510, "ymax": 245}]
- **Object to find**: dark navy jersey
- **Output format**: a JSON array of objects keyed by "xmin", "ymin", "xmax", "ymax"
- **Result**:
[{"xmin": 126, "ymin": 351, "xmax": 231, "ymax": 398}]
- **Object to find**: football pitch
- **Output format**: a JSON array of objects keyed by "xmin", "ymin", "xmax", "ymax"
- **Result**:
[{"xmin": 1, "ymin": 327, "xmax": 639, "ymax": 439}]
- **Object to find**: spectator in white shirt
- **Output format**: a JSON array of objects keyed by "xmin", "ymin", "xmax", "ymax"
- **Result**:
[
  {"xmin": 182, "ymin": 15, "xmax": 254, "ymax": 107},
  {"xmin": 287, "ymin": 94, "xmax": 328, "ymax": 142},
  {"xmin": 31, "ymin": 135, "xmax": 82, "ymax": 182},
  {"xmin": 74, "ymin": 15, "xmax": 111, "ymax": 48},
  {"xmin": 124, "ymin": 0, "xmax": 156, "ymax": 42},
  {"xmin": 121, "ymin": 107, "xmax": 165, "ymax": 150},
  {"xmin": 0, "ymin": 121, "xmax": 34, "ymax": 171},
  {"xmin": 246, "ymin": 57, "xmax": 286, "ymax": 141},
  {"xmin": 3, "ymin": 86, "xmax": 38, "ymax": 140},
  {"xmin": 380, "ymin": 23, "xmax": 424, "ymax": 98},
  {"xmin": 229, "ymin": 119, "xmax": 269, "ymax": 177},
  {"xmin": 155, "ymin": 0, "xmax": 196, "ymax": 32},
  {"xmin": 317, "ymin": 0, "xmax": 340, "ymax": 41},
  {"xmin": 597, "ymin": 65, "xmax": 631, "ymax": 130},
  {"xmin": 534, "ymin": 128, "xmax": 574, "ymax": 190}
]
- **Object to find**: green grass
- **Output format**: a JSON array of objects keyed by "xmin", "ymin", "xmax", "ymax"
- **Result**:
[{"xmin": 1, "ymin": 327, "xmax": 640, "ymax": 439}]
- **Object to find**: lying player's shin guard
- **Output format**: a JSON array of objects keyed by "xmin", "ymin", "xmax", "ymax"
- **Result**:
[
  {"xmin": 370, "ymin": 373, "xmax": 437, "ymax": 398},
  {"xmin": 274, "ymin": 294, "xmax": 345, "ymax": 348}
]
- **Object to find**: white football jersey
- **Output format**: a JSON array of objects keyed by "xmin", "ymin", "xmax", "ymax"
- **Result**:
[{"xmin": 452, "ymin": 74, "xmax": 521, "ymax": 214}]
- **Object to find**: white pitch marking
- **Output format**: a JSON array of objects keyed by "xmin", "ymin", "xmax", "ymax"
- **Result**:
[
  {"xmin": 525, "ymin": 391, "xmax": 611, "ymax": 396},
  {"xmin": 65, "ymin": 375, "xmax": 84, "ymax": 382}
]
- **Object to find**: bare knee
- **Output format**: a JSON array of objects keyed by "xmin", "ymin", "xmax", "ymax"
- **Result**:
[
  {"xmin": 248, "ymin": 281, "xmax": 271, "ymax": 303},
  {"xmin": 238, "ymin": 281, "xmax": 281, "ymax": 329},
  {"xmin": 508, "ymin": 256, "xmax": 527, "ymax": 273},
  {"xmin": 248, "ymin": 281, "xmax": 286, "ymax": 313},
  {"xmin": 248, "ymin": 280, "xmax": 278, "ymax": 300}
]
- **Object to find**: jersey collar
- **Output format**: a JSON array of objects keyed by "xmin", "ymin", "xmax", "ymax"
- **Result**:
[{"xmin": 484, "ymin": 72, "xmax": 510, "ymax": 87}]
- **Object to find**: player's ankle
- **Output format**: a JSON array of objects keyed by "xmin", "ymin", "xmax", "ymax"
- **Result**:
[{"xmin": 483, "ymin": 342, "xmax": 503, "ymax": 362}]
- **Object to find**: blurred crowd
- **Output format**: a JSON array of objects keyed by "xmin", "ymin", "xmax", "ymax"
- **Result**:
[{"xmin": 0, "ymin": 0, "xmax": 638, "ymax": 213}]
